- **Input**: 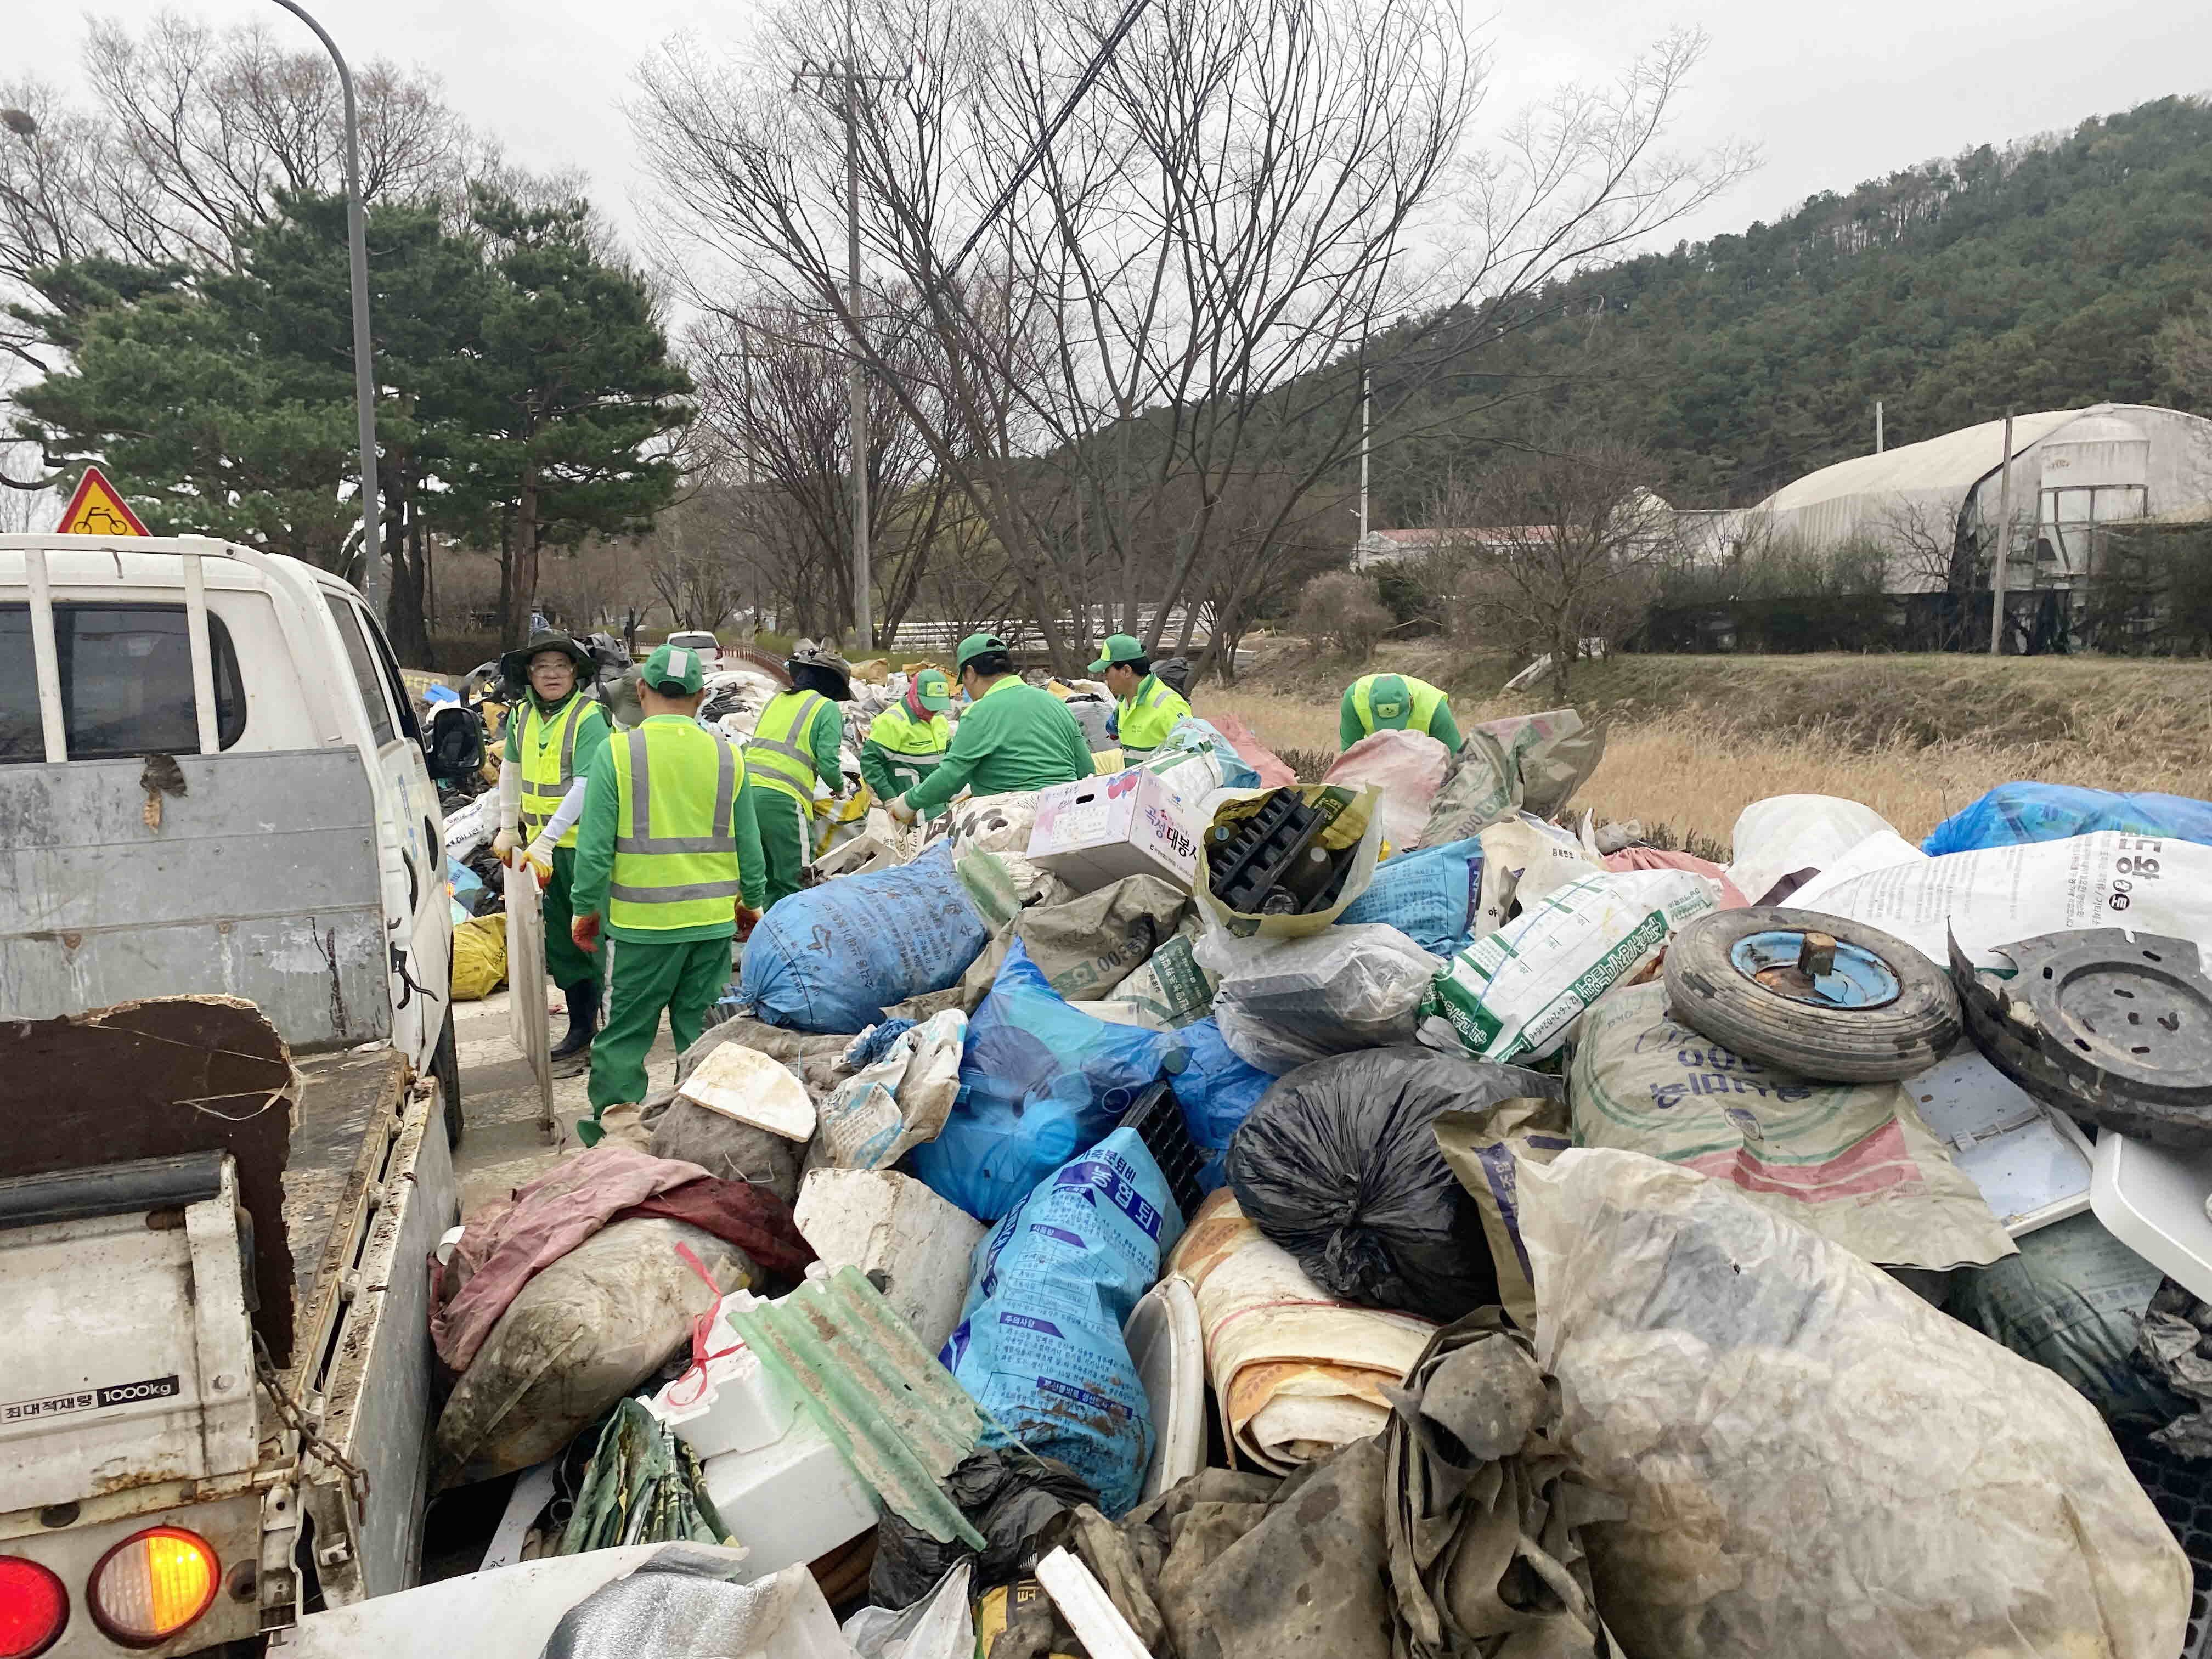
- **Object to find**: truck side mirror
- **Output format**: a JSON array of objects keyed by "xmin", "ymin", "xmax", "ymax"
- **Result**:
[{"xmin": 423, "ymin": 704, "xmax": 486, "ymax": 782}]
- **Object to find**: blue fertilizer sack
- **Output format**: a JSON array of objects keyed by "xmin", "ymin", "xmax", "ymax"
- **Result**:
[
  {"xmin": 910, "ymin": 941, "xmax": 1185, "ymax": 1222},
  {"xmin": 1166, "ymin": 1017, "xmax": 1273, "ymax": 1193},
  {"xmin": 939, "ymin": 1126, "xmax": 1185, "ymax": 1516},
  {"xmin": 740, "ymin": 839, "xmax": 988, "ymax": 1032},
  {"xmin": 1157, "ymin": 717, "xmax": 1260, "ymax": 791},
  {"xmin": 1340, "ymin": 836, "xmax": 1484, "ymax": 957},
  {"xmin": 1923, "ymin": 783, "xmax": 2212, "ymax": 856}
]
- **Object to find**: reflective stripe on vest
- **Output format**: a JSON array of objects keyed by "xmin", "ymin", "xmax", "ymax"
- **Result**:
[
  {"xmin": 747, "ymin": 691, "xmax": 830, "ymax": 800},
  {"xmin": 868, "ymin": 706, "xmax": 950, "ymax": 758},
  {"xmin": 606, "ymin": 724, "xmax": 746, "ymax": 930},
  {"xmin": 518, "ymin": 695, "xmax": 591, "ymax": 843}
]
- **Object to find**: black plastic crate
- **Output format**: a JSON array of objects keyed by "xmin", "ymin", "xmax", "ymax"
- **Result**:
[
  {"xmin": 2121, "ymin": 1432, "xmax": 2212, "ymax": 1659},
  {"xmin": 1120, "ymin": 1079, "xmax": 1207, "ymax": 1223}
]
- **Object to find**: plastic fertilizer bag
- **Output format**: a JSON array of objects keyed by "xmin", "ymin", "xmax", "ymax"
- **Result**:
[
  {"xmin": 1519, "ymin": 1147, "xmax": 2191, "ymax": 1659},
  {"xmin": 450, "ymin": 912, "xmax": 507, "ymax": 1000},
  {"xmin": 1923, "ymin": 781, "xmax": 2212, "ymax": 855},
  {"xmin": 909, "ymin": 941, "xmax": 1185, "ymax": 1222},
  {"xmin": 1323, "ymin": 729, "xmax": 1452, "ymax": 851},
  {"xmin": 1793, "ymin": 831, "xmax": 2212, "ymax": 969},
  {"xmin": 1155, "ymin": 716, "xmax": 1260, "ymax": 791},
  {"xmin": 1115, "ymin": 915, "xmax": 1219, "ymax": 1029},
  {"xmin": 1224, "ymin": 1045, "xmax": 1562, "ymax": 1323},
  {"xmin": 940, "ymin": 1127, "xmax": 1185, "ymax": 1517},
  {"xmin": 1164, "ymin": 1017, "xmax": 1273, "ymax": 1192},
  {"xmin": 1206, "ymin": 924, "xmax": 1440, "ymax": 1075},
  {"xmin": 811, "ymin": 1008, "xmax": 968, "ymax": 1171},
  {"xmin": 1943, "ymin": 1212, "xmax": 2182, "ymax": 1423},
  {"xmin": 1338, "ymin": 836, "xmax": 1483, "ymax": 957},
  {"xmin": 1570, "ymin": 981, "xmax": 2015, "ymax": 1273},
  {"xmin": 1726, "ymin": 794, "xmax": 1897, "ymax": 908},
  {"xmin": 741, "ymin": 839, "xmax": 988, "ymax": 1032},
  {"xmin": 1421, "ymin": 868, "xmax": 1718, "ymax": 1064}
]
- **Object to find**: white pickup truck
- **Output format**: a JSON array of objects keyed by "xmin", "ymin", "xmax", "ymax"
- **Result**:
[{"xmin": 0, "ymin": 534, "xmax": 471, "ymax": 1656}]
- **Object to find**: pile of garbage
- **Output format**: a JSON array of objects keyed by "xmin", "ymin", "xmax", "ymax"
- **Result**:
[{"xmin": 411, "ymin": 702, "xmax": 2212, "ymax": 1658}]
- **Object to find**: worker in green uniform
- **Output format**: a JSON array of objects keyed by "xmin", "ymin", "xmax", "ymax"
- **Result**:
[
  {"xmin": 1339, "ymin": 672, "xmax": 1462, "ymax": 751},
  {"xmin": 1090, "ymin": 633, "xmax": 1193, "ymax": 762},
  {"xmin": 492, "ymin": 629, "xmax": 613, "ymax": 1059},
  {"xmin": 568, "ymin": 643, "xmax": 766, "ymax": 1124},
  {"xmin": 746, "ymin": 641, "xmax": 851, "ymax": 910},
  {"xmin": 860, "ymin": 668, "xmax": 954, "ymax": 812},
  {"xmin": 886, "ymin": 634, "xmax": 1093, "ymax": 823}
]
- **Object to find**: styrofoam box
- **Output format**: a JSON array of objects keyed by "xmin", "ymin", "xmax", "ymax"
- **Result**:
[
  {"xmin": 793, "ymin": 1169, "xmax": 984, "ymax": 1357},
  {"xmin": 701, "ymin": 1414, "xmax": 882, "ymax": 1581},
  {"xmin": 1026, "ymin": 768, "xmax": 1202, "ymax": 894}
]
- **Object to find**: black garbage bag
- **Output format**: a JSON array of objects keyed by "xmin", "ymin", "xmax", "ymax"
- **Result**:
[
  {"xmin": 1224, "ymin": 1045, "xmax": 1562, "ymax": 1323},
  {"xmin": 868, "ymin": 1447, "xmax": 1098, "ymax": 1608}
]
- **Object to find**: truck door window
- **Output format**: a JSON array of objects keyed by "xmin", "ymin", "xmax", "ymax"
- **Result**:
[
  {"xmin": 0, "ymin": 603, "xmax": 246, "ymax": 764},
  {"xmin": 323, "ymin": 593, "xmax": 398, "ymax": 746}
]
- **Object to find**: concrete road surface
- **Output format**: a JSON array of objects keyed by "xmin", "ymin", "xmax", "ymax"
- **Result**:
[{"xmin": 447, "ymin": 972, "xmax": 686, "ymax": 1219}]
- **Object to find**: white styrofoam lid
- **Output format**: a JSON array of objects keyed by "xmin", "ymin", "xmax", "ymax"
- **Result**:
[{"xmin": 679, "ymin": 1042, "xmax": 817, "ymax": 1142}]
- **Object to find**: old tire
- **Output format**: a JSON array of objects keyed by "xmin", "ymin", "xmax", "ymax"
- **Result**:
[
  {"xmin": 1664, "ymin": 906, "xmax": 1960, "ymax": 1083},
  {"xmin": 435, "ymin": 1007, "xmax": 464, "ymax": 1149}
]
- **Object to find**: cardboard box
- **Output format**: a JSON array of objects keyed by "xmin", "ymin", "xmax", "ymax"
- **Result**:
[{"xmin": 1027, "ymin": 768, "xmax": 1202, "ymax": 893}]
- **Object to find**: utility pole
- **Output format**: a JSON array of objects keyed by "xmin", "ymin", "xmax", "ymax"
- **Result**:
[
  {"xmin": 1875, "ymin": 399, "xmax": 1884, "ymax": 455},
  {"xmin": 799, "ymin": 18, "xmax": 894, "ymax": 653},
  {"xmin": 1358, "ymin": 369, "xmax": 1372, "ymax": 549},
  {"xmin": 1990, "ymin": 411, "xmax": 2015, "ymax": 655},
  {"xmin": 845, "ymin": 0, "xmax": 871, "ymax": 653},
  {"xmin": 268, "ymin": 0, "xmax": 381, "ymax": 621}
]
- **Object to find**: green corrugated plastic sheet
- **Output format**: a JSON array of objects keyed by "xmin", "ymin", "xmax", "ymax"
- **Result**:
[{"xmin": 724, "ymin": 1265, "xmax": 989, "ymax": 1549}]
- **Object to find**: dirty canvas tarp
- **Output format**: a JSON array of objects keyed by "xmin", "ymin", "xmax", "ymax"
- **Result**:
[{"xmin": 1519, "ymin": 1147, "xmax": 2190, "ymax": 1659}]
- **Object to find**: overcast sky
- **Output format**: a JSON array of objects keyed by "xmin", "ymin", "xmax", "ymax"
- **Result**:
[{"xmin": 12, "ymin": 0, "xmax": 2212, "ymax": 259}]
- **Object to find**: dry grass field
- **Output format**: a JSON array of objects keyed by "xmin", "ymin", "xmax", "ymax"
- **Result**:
[{"xmin": 1206, "ymin": 640, "xmax": 2212, "ymax": 855}]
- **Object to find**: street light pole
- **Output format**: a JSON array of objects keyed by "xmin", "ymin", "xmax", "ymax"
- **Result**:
[
  {"xmin": 267, "ymin": 0, "xmax": 382, "ymax": 620},
  {"xmin": 844, "ymin": 0, "xmax": 873, "ymax": 653}
]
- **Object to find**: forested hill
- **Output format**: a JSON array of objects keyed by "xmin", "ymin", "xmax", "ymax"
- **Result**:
[{"xmin": 1370, "ymin": 94, "xmax": 2212, "ymax": 517}]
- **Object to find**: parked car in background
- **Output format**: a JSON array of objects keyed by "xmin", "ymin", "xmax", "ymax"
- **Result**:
[{"xmin": 663, "ymin": 630, "xmax": 724, "ymax": 674}]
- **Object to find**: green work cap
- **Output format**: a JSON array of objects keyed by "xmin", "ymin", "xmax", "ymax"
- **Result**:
[
  {"xmin": 956, "ymin": 632, "xmax": 1009, "ymax": 673},
  {"xmin": 1088, "ymin": 633, "xmax": 1146, "ymax": 674},
  {"xmin": 643, "ymin": 641, "xmax": 707, "ymax": 695},
  {"xmin": 1368, "ymin": 674, "xmax": 1411, "ymax": 726},
  {"xmin": 913, "ymin": 668, "xmax": 954, "ymax": 710}
]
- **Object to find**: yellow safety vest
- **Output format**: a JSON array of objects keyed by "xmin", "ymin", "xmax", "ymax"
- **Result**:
[
  {"xmin": 518, "ymin": 693, "xmax": 600, "ymax": 848},
  {"xmin": 866, "ymin": 705, "xmax": 950, "ymax": 788},
  {"xmin": 1352, "ymin": 674, "xmax": 1448, "ymax": 737},
  {"xmin": 1116, "ymin": 674, "xmax": 1191, "ymax": 760},
  {"xmin": 603, "ymin": 721, "xmax": 747, "ymax": 933},
  {"xmin": 747, "ymin": 690, "xmax": 832, "ymax": 804}
]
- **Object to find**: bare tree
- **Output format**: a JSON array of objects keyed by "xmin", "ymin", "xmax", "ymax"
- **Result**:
[
  {"xmin": 688, "ymin": 300, "xmax": 951, "ymax": 641},
  {"xmin": 629, "ymin": 0, "xmax": 1747, "ymax": 670},
  {"xmin": 1441, "ymin": 441, "xmax": 1669, "ymax": 698}
]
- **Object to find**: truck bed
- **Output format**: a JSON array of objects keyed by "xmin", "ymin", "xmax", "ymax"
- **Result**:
[{"xmin": 284, "ymin": 1046, "xmax": 414, "ymax": 1400}]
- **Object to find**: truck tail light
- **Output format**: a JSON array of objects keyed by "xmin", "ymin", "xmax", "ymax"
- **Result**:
[
  {"xmin": 88, "ymin": 1528, "xmax": 218, "ymax": 1647},
  {"xmin": 0, "ymin": 1557, "xmax": 69, "ymax": 1658}
]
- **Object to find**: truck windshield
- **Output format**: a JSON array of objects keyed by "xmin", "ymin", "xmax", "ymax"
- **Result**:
[{"xmin": 0, "ymin": 603, "xmax": 246, "ymax": 763}]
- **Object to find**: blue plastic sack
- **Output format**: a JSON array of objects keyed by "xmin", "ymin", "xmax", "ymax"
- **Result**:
[
  {"xmin": 1158, "ymin": 717, "xmax": 1260, "ymax": 791},
  {"xmin": 940, "ymin": 1126, "xmax": 1186, "ymax": 1516},
  {"xmin": 1922, "ymin": 783, "xmax": 2212, "ymax": 856},
  {"xmin": 910, "ymin": 941, "xmax": 1185, "ymax": 1222},
  {"xmin": 447, "ymin": 855, "xmax": 486, "ymax": 909},
  {"xmin": 1166, "ymin": 1017, "xmax": 1272, "ymax": 1193},
  {"xmin": 1339, "ymin": 836, "xmax": 1483, "ymax": 957},
  {"xmin": 741, "ymin": 839, "xmax": 988, "ymax": 1032}
]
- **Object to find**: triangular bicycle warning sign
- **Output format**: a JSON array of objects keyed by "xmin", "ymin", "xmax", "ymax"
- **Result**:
[{"xmin": 55, "ymin": 465, "xmax": 152, "ymax": 537}]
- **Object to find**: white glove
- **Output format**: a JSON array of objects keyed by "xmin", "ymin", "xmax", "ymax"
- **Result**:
[
  {"xmin": 887, "ymin": 797, "xmax": 919, "ymax": 827},
  {"xmin": 491, "ymin": 828, "xmax": 517, "ymax": 865},
  {"xmin": 524, "ymin": 832, "xmax": 556, "ymax": 878}
]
